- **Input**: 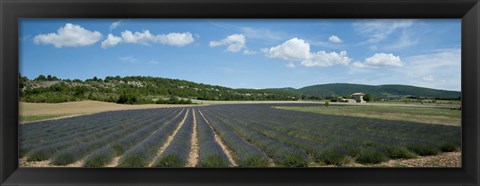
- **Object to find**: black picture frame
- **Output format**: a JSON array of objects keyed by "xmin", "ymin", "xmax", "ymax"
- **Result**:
[{"xmin": 1, "ymin": 0, "xmax": 479, "ymax": 185}]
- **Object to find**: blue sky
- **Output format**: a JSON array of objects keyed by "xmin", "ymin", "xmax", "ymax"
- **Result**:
[{"xmin": 20, "ymin": 19, "xmax": 461, "ymax": 91}]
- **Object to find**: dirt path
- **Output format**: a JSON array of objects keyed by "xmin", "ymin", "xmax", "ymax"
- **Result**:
[
  {"xmin": 375, "ymin": 151, "xmax": 461, "ymax": 167},
  {"xmin": 148, "ymin": 109, "xmax": 191, "ymax": 167},
  {"xmin": 186, "ymin": 109, "xmax": 199, "ymax": 167},
  {"xmin": 197, "ymin": 110, "xmax": 238, "ymax": 167},
  {"xmin": 105, "ymin": 157, "xmax": 121, "ymax": 167},
  {"xmin": 19, "ymin": 157, "xmax": 84, "ymax": 167}
]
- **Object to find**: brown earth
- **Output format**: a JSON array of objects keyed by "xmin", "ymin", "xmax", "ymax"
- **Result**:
[
  {"xmin": 320, "ymin": 152, "xmax": 461, "ymax": 168},
  {"xmin": 186, "ymin": 109, "xmax": 199, "ymax": 167}
]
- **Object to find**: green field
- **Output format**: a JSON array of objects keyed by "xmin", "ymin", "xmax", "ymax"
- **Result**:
[
  {"xmin": 274, "ymin": 104, "xmax": 461, "ymax": 126},
  {"xmin": 20, "ymin": 114, "xmax": 68, "ymax": 123}
]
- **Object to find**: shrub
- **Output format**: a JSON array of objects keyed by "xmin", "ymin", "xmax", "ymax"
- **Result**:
[
  {"xmin": 198, "ymin": 155, "xmax": 230, "ymax": 167},
  {"xmin": 384, "ymin": 146, "xmax": 417, "ymax": 159},
  {"xmin": 153, "ymin": 154, "xmax": 184, "ymax": 167},
  {"xmin": 26, "ymin": 149, "xmax": 52, "ymax": 161},
  {"xmin": 316, "ymin": 149, "xmax": 347, "ymax": 165},
  {"xmin": 118, "ymin": 152, "xmax": 150, "ymax": 167},
  {"xmin": 356, "ymin": 148, "xmax": 388, "ymax": 164},
  {"xmin": 83, "ymin": 146, "xmax": 116, "ymax": 167},
  {"xmin": 281, "ymin": 153, "xmax": 309, "ymax": 167},
  {"xmin": 237, "ymin": 154, "xmax": 270, "ymax": 167},
  {"xmin": 439, "ymin": 143, "xmax": 458, "ymax": 152},
  {"xmin": 50, "ymin": 151, "xmax": 75, "ymax": 165},
  {"xmin": 407, "ymin": 144, "xmax": 440, "ymax": 156}
]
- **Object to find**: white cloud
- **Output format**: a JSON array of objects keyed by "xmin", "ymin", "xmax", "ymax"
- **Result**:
[
  {"xmin": 157, "ymin": 32, "xmax": 195, "ymax": 47},
  {"xmin": 285, "ymin": 62, "xmax": 295, "ymax": 68},
  {"xmin": 263, "ymin": 37, "xmax": 352, "ymax": 67},
  {"xmin": 422, "ymin": 75, "xmax": 435, "ymax": 82},
  {"xmin": 110, "ymin": 20, "xmax": 123, "ymax": 32},
  {"xmin": 302, "ymin": 51, "xmax": 351, "ymax": 67},
  {"xmin": 352, "ymin": 53, "xmax": 403, "ymax": 68},
  {"xmin": 103, "ymin": 30, "xmax": 194, "ymax": 47},
  {"xmin": 263, "ymin": 38, "xmax": 310, "ymax": 61},
  {"xmin": 209, "ymin": 34, "xmax": 246, "ymax": 52},
  {"xmin": 243, "ymin": 50, "xmax": 257, "ymax": 55},
  {"xmin": 353, "ymin": 19, "xmax": 414, "ymax": 43},
  {"xmin": 101, "ymin": 34, "xmax": 123, "ymax": 48},
  {"xmin": 33, "ymin": 23, "xmax": 102, "ymax": 48},
  {"xmin": 364, "ymin": 53, "xmax": 403, "ymax": 67},
  {"xmin": 328, "ymin": 35, "xmax": 342, "ymax": 43}
]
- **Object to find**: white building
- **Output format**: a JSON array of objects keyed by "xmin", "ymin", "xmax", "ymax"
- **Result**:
[{"xmin": 351, "ymin": 93, "xmax": 366, "ymax": 103}]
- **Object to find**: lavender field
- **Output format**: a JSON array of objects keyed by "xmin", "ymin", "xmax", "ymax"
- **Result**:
[{"xmin": 19, "ymin": 104, "xmax": 461, "ymax": 167}]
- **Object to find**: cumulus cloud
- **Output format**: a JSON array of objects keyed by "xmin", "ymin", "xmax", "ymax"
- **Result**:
[
  {"xmin": 328, "ymin": 35, "xmax": 342, "ymax": 43},
  {"xmin": 353, "ymin": 53, "xmax": 403, "ymax": 68},
  {"xmin": 364, "ymin": 53, "xmax": 403, "ymax": 67},
  {"xmin": 302, "ymin": 51, "xmax": 351, "ymax": 67},
  {"xmin": 262, "ymin": 37, "xmax": 352, "ymax": 67},
  {"xmin": 262, "ymin": 38, "xmax": 310, "ymax": 61},
  {"xmin": 121, "ymin": 31, "xmax": 195, "ymax": 46},
  {"xmin": 157, "ymin": 32, "xmax": 195, "ymax": 46},
  {"xmin": 209, "ymin": 34, "xmax": 246, "ymax": 52},
  {"xmin": 101, "ymin": 34, "xmax": 122, "ymax": 48},
  {"xmin": 101, "ymin": 30, "xmax": 194, "ymax": 48},
  {"xmin": 33, "ymin": 23, "xmax": 102, "ymax": 48},
  {"xmin": 110, "ymin": 20, "xmax": 123, "ymax": 32}
]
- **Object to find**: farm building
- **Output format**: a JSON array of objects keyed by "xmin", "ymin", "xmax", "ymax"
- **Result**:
[{"xmin": 351, "ymin": 92, "xmax": 366, "ymax": 103}]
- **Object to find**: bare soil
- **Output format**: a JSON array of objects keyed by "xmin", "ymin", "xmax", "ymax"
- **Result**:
[
  {"xmin": 19, "ymin": 157, "xmax": 84, "ymax": 167},
  {"xmin": 186, "ymin": 109, "xmax": 199, "ymax": 167},
  {"xmin": 321, "ymin": 152, "xmax": 461, "ymax": 167},
  {"xmin": 105, "ymin": 157, "xmax": 121, "ymax": 168}
]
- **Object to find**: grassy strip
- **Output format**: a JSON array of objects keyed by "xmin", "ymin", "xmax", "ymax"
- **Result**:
[
  {"xmin": 20, "ymin": 114, "xmax": 69, "ymax": 123},
  {"xmin": 274, "ymin": 105, "xmax": 461, "ymax": 126}
]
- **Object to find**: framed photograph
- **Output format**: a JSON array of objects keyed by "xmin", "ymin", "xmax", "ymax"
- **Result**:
[{"xmin": 1, "ymin": 0, "xmax": 479, "ymax": 185}]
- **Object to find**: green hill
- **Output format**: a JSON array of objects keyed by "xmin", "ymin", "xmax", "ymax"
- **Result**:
[
  {"xmin": 294, "ymin": 83, "xmax": 460, "ymax": 99},
  {"xmin": 20, "ymin": 75, "xmax": 461, "ymax": 104},
  {"xmin": 20, "ymin": 75, "xmax": 299, "ymax": 104}
]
